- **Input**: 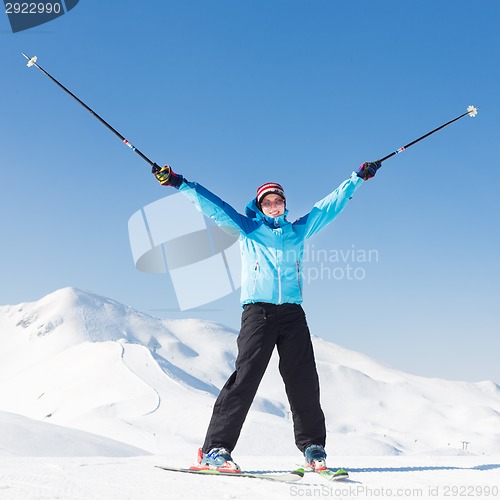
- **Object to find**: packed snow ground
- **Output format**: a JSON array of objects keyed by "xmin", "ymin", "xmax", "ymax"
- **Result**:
[
  {"xmin": 0, "ymin": 288, "xmax": 498, "ymax": 499},
  {"xmin": 1, "ymin": 452, "xmax": 499, "ymax": 500}
]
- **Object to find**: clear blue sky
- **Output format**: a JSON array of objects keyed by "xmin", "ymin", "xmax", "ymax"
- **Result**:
[{"xmin": 1, "ymin": 0, "xmax": 499, "ymax": 383}]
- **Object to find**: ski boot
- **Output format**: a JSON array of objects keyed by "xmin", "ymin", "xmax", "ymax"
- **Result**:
[
  {"xmin": 304, "ymin": 444, "xmax": 327, "ymax": 471},
  {"xmin": 190, "ymin": 447, "xmax": 241, "ymax": 473}
]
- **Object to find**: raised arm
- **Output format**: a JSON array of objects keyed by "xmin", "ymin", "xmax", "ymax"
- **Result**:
[
  {"xmin": 295, "ymin": 161, "xmax": 381, "ymax": 239},
  {"xmin": 153, "ymin": 165, "xmax": 257, "ymax": 236}
]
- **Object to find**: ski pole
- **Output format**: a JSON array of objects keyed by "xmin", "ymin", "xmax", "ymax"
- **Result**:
[
  {"xmin": 22, "ymin": 53, "xmax": 162, "ymax": 172},
  {"xmin": 377, "ymin": 105, "xmax": 478, "ymax": 164}
]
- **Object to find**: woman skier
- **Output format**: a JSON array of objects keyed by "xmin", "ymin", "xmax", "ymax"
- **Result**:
[{"xmin": 153, "ymin": 160, "xmax": 381, "ymax": 472}]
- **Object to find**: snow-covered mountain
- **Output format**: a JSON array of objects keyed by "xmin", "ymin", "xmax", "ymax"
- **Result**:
[{"xmin": 0, "ymin": 287, "xmax": 499, "ymax": 460}]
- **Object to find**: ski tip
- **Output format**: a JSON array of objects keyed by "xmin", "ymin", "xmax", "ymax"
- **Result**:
[
  {"xmin": 292, "ymin": 467, "xmax": 305, "ymax": 478},
  {"xmin": 330, "ymin": 468, "xmax": 349, "ymax": 480}
]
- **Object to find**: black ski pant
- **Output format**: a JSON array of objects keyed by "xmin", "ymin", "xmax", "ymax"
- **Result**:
[{"xmin": 202, "ymin": 302, "xmax": 326, "ymax": 454}]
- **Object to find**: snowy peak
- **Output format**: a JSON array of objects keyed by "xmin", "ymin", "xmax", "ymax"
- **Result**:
[{"xmin": 1, "ymin": 287, "xmax": 120, "ymax": 344}]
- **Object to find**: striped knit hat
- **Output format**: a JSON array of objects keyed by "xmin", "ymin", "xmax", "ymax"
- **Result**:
[{"xmin": 256, "ymin": 182, "xmax": 286, "ymax": 207}]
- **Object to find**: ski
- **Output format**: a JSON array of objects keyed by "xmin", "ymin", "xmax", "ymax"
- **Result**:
[
  {"xmin": 312, "ymin": 468, "xmax": 349, "ymax": 481},
  {"xmin": 156, "ymin": 465, "xmax": 305, "ymax": 483}
]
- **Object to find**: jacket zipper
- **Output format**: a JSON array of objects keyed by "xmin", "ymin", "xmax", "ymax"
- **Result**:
[
  {"xmin": 296, "ymin": 261, "xmax": 302, "ymax": 296},
  {"xmin": 277, "ymin": 266, "xmax": 282, "ymax": 304},
  {"xmin": 251, "ymin": 262, "xmax": 259, "ymax": 295},
  {"xmin": 274, "ymin": 224, "xmax": 283, "ymax": 304}
]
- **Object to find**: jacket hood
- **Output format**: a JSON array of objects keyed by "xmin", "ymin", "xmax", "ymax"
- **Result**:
[{"xmin": 245, "ymin": 198, "xmax": 289, "ymax": 228}]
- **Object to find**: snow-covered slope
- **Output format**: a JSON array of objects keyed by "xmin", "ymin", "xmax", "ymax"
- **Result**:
[
  {"xmin": 0, "ymin": 287, "xmax": 498, "ymax": 460},
  {"xmin": 0, "ymin": 411, "xmax": 148, "ymax": 457}
]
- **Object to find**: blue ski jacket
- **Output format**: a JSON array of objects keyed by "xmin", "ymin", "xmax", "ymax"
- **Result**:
[{"xmin": 177, "ymin": 172, "xmax": 363, "ymax": 306}]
